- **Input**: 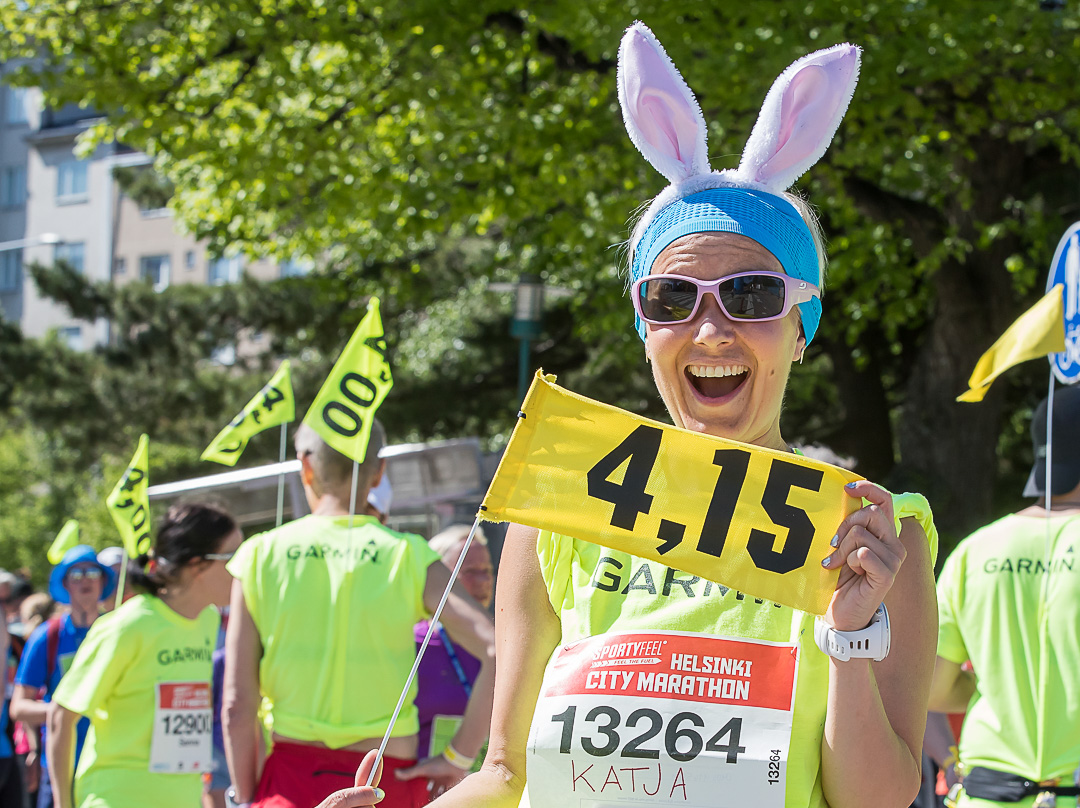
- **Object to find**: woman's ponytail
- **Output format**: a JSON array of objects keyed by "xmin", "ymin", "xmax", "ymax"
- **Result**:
[{"xmin": 128, "ymin": 504, "xmax": 237, "ymax": 598}]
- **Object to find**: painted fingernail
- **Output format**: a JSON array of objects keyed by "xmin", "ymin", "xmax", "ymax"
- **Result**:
[
  {"xmin": 830, "ymin": 534, "xmax": 839, "ymax": 548},
  {"xmin": 374, "ymin": 788, "xmax": 386, "ymax": 801},
  {"xmin": 821, "ymin": 555, "xmax": 832, "ymax": 567},
  {"xmin": 845, "ymin": 481, "xmax": 858, "ymax": 489}
]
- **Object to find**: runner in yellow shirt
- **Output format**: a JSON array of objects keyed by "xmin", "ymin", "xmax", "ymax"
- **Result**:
[
  {"xmin": 47, "ymin": 503, "xmax": 243, "ymax": 808},
  {"xmin": 930, "ymin": 388, "xmax": 1080, "ymax": 807},
  {"xmin": 223, "ymin": 421, "xmax": 495, "ymax": 808},
  {"xmin": 349, "ymin": 24, "xmax": 937, "ymax": 808}
]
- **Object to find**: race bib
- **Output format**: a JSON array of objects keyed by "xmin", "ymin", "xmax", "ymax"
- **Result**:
[
  {"xmin": 430, "ymin": 714, "xmax": 464, "ymax": 758},
  {"xmin": 527, "ymin": 631, "xmax": 798, "ymax": 808},
  {"xmin": 149, "ymin": 682, "xmax": 213, "ymax": 774}
]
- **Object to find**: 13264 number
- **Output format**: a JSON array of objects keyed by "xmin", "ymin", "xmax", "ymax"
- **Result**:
[{"xmin": 550, "ymin": 705, "xmax": 745, "ymax": 764}]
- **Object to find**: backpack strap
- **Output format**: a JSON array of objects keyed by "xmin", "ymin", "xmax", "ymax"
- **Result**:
[{"xmin": 44, "ymin": 616, "xmax": 63, "ymax": 691}]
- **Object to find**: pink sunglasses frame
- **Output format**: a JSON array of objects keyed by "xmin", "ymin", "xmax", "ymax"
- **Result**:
[{"xmin": 632, "ymin": 271, "xmax": 820, "ymax": 326}]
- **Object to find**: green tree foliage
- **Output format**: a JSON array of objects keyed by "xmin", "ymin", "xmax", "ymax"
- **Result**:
[
  {"xmin": 112, "ymin": 165, "xmax": 176, "ymax": 212},
  {"xmin": 3, "ymin": 1, "xmax": 1079, "ymax": 552},
  {"xmin": 0, "ymin": 261, "xmax": 542, "ymax": 580}
]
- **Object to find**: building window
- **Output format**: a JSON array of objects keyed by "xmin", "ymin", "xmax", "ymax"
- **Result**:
[
  {"xmin": 0, "ymin": 166, "xmax": 27, "ymax": 207},
  {"xmin": 279, "ymin": 256, "xmax": 313, "ymax": 278},
  {"xmin": 140, "ymin": 254, "xmax": 170, "ymax": 290},
  {"xmin": 208, "ymin": 255, "xmax": 243, "ymax": 285},
  {"xmin": 114, "ymin": 256, "xmax": 126, "ymax": 276},
  {"xmin": 0, "ymin": 249, "xmax": 21, "ymax": 292},
  {"xmin": 59, "ymin": 325, "xmax": 83, "ymax": 351},
  {"xmin": 54, "ymin": 242, "xmax": 85, "ymax": 275},
  {"xmin": 57, "ymin": 160, "xmax": 88, "ymax": 202},
  {"xmin": 185, "ymin": 250, "xmax": 196, "ymax": 270},
  {"xmin": 4, "ymin": 86, "xmax": 29, "ymax": 125}
]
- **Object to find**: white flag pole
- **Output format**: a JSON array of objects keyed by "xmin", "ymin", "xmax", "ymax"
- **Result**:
[
  {"xmin": 364, "ymin": 516, "xmax": 483, "ymax": 786},
  {"xmin": 1045, "ymin": 371, "xmax": 1055, "ymax": 522},
  {"xmin": 276, "ymin": 423, "xmax": 288, "ymax": 528},
  {"xmin": 348, "ymin": 459, "xmax": 361, "ymax": 531},
  {"xmin": 114, "ymin": 550, "xmax": 129, "ymax": 607},
  {"xmin": 1037, "ymin": 370, "xmax": 1057, "ymax": 617}
]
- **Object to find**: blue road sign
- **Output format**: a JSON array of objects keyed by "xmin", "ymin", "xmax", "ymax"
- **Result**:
[{"xmin": 1047, "ymin": 222, "xmax": 1080, "ymax": 384}]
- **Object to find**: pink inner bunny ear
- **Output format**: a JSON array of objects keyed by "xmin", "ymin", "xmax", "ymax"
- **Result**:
[
  {"xmin": 739, "ymin": 44, "xmax": 861, "ymax": 191},
  {"xmin": 618, "ymin": 23, "xmax": 709, "ymax": 183}
]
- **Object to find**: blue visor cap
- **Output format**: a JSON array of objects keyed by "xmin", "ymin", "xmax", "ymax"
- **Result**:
[
  {"xmin": 631, "ymin": 188, "xmax": 822, "ymax": 345},
  {"xmin": 49, "ymin": 544, "xmax": 118, "ymax": 604}
]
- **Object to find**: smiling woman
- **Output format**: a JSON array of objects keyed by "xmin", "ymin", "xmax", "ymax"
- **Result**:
[
  {"xmin": 643, "ymin": 232, "xmax": 808, "ymax": 446},
  {"xmin": 327, "ymin": 21, "xmax": 939, "ymax": 808}
]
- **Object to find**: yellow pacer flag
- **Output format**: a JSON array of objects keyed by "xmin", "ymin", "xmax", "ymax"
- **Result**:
[
  {"xmin": 106, "ymin": 434, "xmax": 152, "ymax": 558},
  {"xmin": 47, "ymin": 519, "xmax": 80, "ymax": 565},
  {"xmin": 958, "ymin": 285, "xmax": 1066, "ymax": 403},
  {"xmin": 302, "ymin": 297, "xmax": 392, "ymax": 463},
  {"xmin": 481, "ymin": 373, "xmax": 863, "ymax": 615},
  {"xmin": 202, "ymin": 360, "xmax": 296, "ymax": 465}
]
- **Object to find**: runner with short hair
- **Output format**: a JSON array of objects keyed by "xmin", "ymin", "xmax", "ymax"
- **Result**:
[
  {"xmin": 46, "ymin": 503, "xmax": 241, "ymax": 808},
  {"xmin": 930, "ymin": 387, "xmax": 1080, "ymax": 807},
  {"xmin": 223, "ymin": 422, "xmax": 495, "ymax": 808},
  {"xmin": 12, "ymin": 545, "xmax": 116, "ymax": 808}
]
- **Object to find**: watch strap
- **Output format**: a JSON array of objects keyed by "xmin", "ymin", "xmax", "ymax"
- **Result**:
[{"xmin": 814, "ymin": 603, "xmax": 890, "ymax": 661}]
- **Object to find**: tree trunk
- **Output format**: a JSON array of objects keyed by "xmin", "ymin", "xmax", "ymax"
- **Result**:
[
  {"xmin": 895, "ymin": 255, "xmax": 1011, "ymax": 543},
  {"xmin": 820, "ymin": 331, "xmax": 895, "ymax": 483}
]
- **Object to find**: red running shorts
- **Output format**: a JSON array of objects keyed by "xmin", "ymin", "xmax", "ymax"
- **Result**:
[{"xmin": 253, "ymin": 740, "xmax": 430, "ymax": 808}]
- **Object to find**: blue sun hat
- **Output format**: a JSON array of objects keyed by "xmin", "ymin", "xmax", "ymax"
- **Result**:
[{"xmin": 49, "ymin": 544, "xmax": 117, "ymax": 604}]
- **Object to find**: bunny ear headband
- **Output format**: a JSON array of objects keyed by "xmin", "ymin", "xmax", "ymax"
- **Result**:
[{"xmin": 619, "ymin": 22, "xmax": 861, "ymax": 344}]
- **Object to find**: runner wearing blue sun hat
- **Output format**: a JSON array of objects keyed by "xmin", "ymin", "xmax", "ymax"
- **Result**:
[
  {"xmin": 48, "ymin": 546, "xmax": 117, "ymax": 606},
  {"xmin": 12, "ymin": 545, "xmax": 116, "ymax": 808}
]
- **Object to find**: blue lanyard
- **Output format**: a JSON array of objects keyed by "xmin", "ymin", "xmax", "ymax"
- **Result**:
[{"xmin": 436, "ymin": 623, "xmax": 472, "ymax": 698}]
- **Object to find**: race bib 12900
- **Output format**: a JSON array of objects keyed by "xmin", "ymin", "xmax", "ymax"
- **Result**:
[
  {"xmin": 149, "ymin": 682, "xmax": 213, "ymax": 774},
  {"xmin": 526, "ymin": 631, "xmax": 798, "ymax": 807}
]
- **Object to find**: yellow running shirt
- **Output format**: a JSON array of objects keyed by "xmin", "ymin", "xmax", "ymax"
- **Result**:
[
  {"xmin": 519, "ymin": 493, "xmax": 936, "ymax": 808},
  {"xmin": 227, "ymin": 514, "xmax": 441, "ymax": 747},
  {"xmin": 51, "ymin": 594, "xmax": 219, "ymax": 808},
  {"xmin": 937, "ymin": 513, "xmax": 1080, "ymax": 792}
]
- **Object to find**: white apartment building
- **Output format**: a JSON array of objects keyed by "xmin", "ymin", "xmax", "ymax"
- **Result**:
[{"xmin": 0, "ymin": 65, "xmax": 305, "ymax": 351}]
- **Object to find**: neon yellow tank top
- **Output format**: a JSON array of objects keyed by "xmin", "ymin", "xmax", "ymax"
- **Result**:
[
  {"xmin": 227, "ymin": 514, "xmax": 441, "ymax": 747},
  {"xmin": 519, "ymin": 493, "xmax": 936, "ymax": 808}
]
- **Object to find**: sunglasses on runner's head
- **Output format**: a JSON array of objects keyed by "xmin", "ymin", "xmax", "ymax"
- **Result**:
[
  {"xmin": 632, "ymin": 271, "xmax": 820, "ymax": 326},
  {"xmin": 203, "ymin": 552, "xmax": 235, "ymax": 562},
  {"xmin": 66, "ymin": 568, "xmax": 103, "ymax": 582}
]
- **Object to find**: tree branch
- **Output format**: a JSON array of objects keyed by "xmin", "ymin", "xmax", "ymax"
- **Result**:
[{"xmin": 840, "ymin": 176, "xmax": 946, "ymax": 258}]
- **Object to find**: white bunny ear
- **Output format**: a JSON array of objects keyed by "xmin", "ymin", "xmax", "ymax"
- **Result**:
[
  {"xmin": 736, "ymin": 44, "xmax": 861, "ymax": 191},
  {"xmin": 618, "ymin": 22, "xmax": 710, "ymax": 184}
]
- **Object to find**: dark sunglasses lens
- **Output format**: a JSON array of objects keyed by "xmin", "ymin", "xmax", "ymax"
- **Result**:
[
  {"xmin": 639, "ymin": 278, "xmax": 700, "ymax": 322},
  {"xmin": 719, "ymin": 275, "xmax": 786, "ymax": 319}
]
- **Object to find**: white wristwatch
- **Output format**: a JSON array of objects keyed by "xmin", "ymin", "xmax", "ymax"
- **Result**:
[
  {"xmin": 814, "ymin": 603, "xmax": 890, "ymax": 662},
  {"xmin": 225, "ymin": 788, "xmax": 251, "ymax": 808}
]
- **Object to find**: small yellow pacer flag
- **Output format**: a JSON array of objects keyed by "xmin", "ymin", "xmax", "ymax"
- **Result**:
[
  {"xmin": 202, "ymin": 360, "xmax": 296, "ymax": 465},
  {"xmin": 106, "ymin": 434, "xmax": 152, "ymax": 558},
  {"xmin": 958, "ymin": 285, "xmax": 1066, "ymax": 403},
  {"xmin": 303, "ymin": 297, "xmax": 392, "ymax": 463},
  {"xmin": 47, "ymin": 519, "xmax": 80, "ymax": 565},
  {"xmin": 481, "ymin": 373, "xmax": 863, "ymax": 615}
]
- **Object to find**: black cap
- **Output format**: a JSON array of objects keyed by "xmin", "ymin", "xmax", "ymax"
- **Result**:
[{"xmin": 1023, "ymin": 385, "xmax": 1080, "ymax": 497}]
